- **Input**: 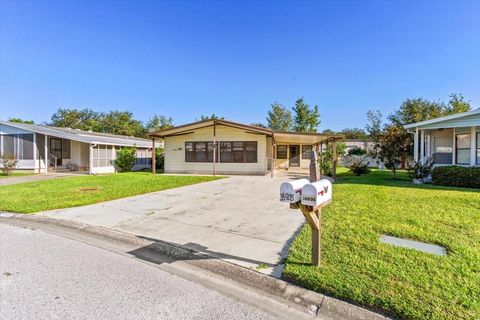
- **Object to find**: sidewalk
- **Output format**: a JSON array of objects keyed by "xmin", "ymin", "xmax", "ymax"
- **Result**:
[{"xmin": 0, "ymin": 173, "xmax": 75, "ymax": 186}]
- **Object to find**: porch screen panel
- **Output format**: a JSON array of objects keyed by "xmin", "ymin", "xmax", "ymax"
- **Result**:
[
  {"xmin": 37, "ymin": 134, "xmax": 45, "ymax": 161},
  {"xmin": 62, "ymin": 139, "xmax": 71, "ymax": 159},
  {"xmin": 456, "ymin": 133, "xmax": 470, "ymax": 165},
  {"xmin": 0, "ymin": 134, "xmax": 33, "ymax": 159},
  {"xmin": 2, "ymin": 135, "xmax": 14, "ymax": 156},
  {"xmin": 93, "ymin": 145, "xmax": 114, "ymax": 167},
  {"xmin": 20, "ymin": 134, "xmax": 34, "ymax": 160}
]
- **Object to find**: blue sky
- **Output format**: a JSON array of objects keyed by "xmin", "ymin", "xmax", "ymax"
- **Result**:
[{"xmin": 1, "ymin": 0, "xmax": 479, "ymax": 131}]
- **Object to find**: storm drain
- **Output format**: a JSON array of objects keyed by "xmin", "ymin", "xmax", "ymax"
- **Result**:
[{"xmin": 380, "ymin": 235, "xmax": 447, "ymax": 256}]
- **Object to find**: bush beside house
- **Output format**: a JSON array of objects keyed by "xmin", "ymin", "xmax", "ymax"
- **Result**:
[
  {"xmin": 0, "ymin": 154, "xmax": 18, "ymax": 175},
  {"xmin": 115, "ymin": 147, "xmax": 136, "ymax": 172},
  {"xmin": 432, "ymin": 166, "xmax": 480, "ymax": 188}
]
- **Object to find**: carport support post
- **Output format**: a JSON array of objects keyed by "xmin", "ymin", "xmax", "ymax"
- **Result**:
[
  {"xmin": 152, "ymin": 138, "xmax": 156, "ymax": 175},
  {"xmin": 271, "ymin": 138, "xmax": 275, "ymax": 178},
  {"xmin": 44, "ymin": 134, "xmax": 48, "ymax": 174},
  {"xmin": 332, "ymin": 141, "xmax": 337, "ymax": 180},
  {"xmin": 319, "ymin": 142, "xmax": 323, "ymax": 176},
  {"xmin": 212, "ymin": 122, "xmax": 216, "ymax": 177},
  {"xmin": 309, "ymin": 147, "xmax": 320, "ymax": 182}
]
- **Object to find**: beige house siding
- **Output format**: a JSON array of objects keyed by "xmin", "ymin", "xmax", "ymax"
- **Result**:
[{"xmin": 164, "ymin": 125, "xmax": 269, "ymax": 175}]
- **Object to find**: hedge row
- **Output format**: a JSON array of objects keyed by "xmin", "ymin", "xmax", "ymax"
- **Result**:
[{"xmin": 432, "ymin": 166, "xmax": 480, "ymax": 188}]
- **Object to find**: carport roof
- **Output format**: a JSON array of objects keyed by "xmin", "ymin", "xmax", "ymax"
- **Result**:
[
  {"xmin": 0, "ymin": 121, "xmax": 153, "ymax": 148},
  {"xmin": 149, "ymin": 119, "xmax": 343, "ymax": 144}
]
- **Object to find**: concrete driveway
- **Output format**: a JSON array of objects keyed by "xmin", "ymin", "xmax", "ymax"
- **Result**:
[{"xmin": 41, "ymin": 175, "xmax": 305, "ymax": 276}]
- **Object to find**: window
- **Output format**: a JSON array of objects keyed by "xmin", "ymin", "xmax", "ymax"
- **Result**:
[
  {"xmin": 185, "ymin": 142, "xmax": 217, "ymax": 162},
  {"xmin": 477, "ymin": 132, "xmax": 480, "ymax": 165},
  {"xmin": 276, "ymin": 145, "xmax": 287, "ymax": 159},
  {"xmin": 456, "ymin": 133, "xmax": 470, "ymax": 165},
  {"xmin": 220, "ymin": 142, "xmax": 232, "ymax": 162},
  {"xmin": 1, "ymin": 134, "xmax": 33, "ymax": 160},
  {"xmin": 219, "ymin": 141, "xmax": 257, "ymax": 163},
  {"xmin": 302, "ymin": 145, "xmax": 313, "ymax": 159}
]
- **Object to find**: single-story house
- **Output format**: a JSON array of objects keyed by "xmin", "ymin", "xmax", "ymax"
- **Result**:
[
  {"xmin": 405, "ymin": 109, "xmax": 480, "ymax": 166},
  {"xmin": 344, "ymin": 139, "xmax": 375, "ymax": 154},
  {"xmin": 0, "ymin": 121, "xmax": 162, "ymax": 174},
  {"xmin": 149, "ymin": 119, "xmax": 343, "ymax": 175}
]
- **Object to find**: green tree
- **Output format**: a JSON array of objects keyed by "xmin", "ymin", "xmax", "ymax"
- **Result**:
[
  {"xmin": 146, "ymin": 114, "xmax": 174, "ymax": 133},
  {"xmin": 50, "ymin": 108, "xmax": 101, "ymax": 131},
  {"xmin": 339, "ymin": 128, "xmax": 368, "ymax": 139},
  {"xmin": 445, "ymin": 93, "xmax": 471, "ymax": 115},
  {"xmin": 389, "ymin": 94, "xmax": 471, "ymax": 126},
  {"xmin": 378, "ymin": 125, "xmax": 410, "ymax": 179},
  {"xmin": 100, "ymin": 111, "xmax": 145, "ymax": 137},
  {"xmin": 50, "ymin": 108, "xmax": 153, "ymax": 137},
  {"xmin": 365, "ymin": 110, "xmax": 383, "ymax": 158},
  {"xmin": 266, "ymin": 102, "xmax": 292, "ymax": 131},
  {"xmin": 250, "ymin": 122, "xmax": 267, "ymax": 128},
  {"xmin": 8, "ymin": 118, "xmax": 34, "ymax": 124},
  {"xmin": 320, "ymin": 141, "xmax": 346, "ymax": 177},
  {"xmin": 321, "ymin": 129, "xmax": 336, "ymax": 135},
  {"xmin": 292, "ymin": 97, "xmax": 320, "ymax": 133},
  {"xmin": 198, "ymin": 113, "xmax": 223, "ymax": 121}
]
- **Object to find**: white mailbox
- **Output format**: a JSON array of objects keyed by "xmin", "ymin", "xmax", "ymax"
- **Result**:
[
  {"xmin": 301, "ymin": 179, "xmax": 332, "ymax": 207},
  {"xmin": 280, "ymin": 178, "xmax": 309, "ymax": 203}
]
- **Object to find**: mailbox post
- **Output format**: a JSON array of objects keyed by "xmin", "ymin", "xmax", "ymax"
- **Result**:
[{"xmin": 280, "ymin": 150, "xmax": 332, "ymax": 266}]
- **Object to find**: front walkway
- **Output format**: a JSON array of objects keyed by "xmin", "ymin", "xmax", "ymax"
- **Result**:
[
  {"xmin": 0, "ymin": 173, "xmax": 76, "ymax": 186},
  {"xmin": 41, "ymin": 175, "xmax": 305, "ymax": 277}
]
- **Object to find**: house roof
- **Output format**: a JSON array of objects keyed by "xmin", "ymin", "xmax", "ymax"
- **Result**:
[
  {"xmin": 149, "ymin": 119, "xmax": 343, "ymax": 144},
  {"xmin": 0, "ymin": 121, "xmax": 155, "ymax": 148},
  {"xmin": 404, "ymin": 108, "xmax": 480, "ymax": 131}
]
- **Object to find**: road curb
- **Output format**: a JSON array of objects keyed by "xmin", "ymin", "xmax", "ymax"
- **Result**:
[{"xmin": 0, "ymin": 213, "xmax": 389, "ymax": 320}]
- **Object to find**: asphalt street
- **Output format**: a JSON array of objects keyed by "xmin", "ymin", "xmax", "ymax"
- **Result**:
[{"xmin": 0, "ymin": 224, "xmax": 279, "ymax": 320}]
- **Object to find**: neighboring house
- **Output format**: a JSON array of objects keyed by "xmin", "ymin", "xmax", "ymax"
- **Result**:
[
  {"xmin": 0, "ymin": 121, "xmax": 162, "ymax": 174},
  {"xmin": 405, "ymin": 109, "xmax": 480, "ymax": 166},
  {"xmin": 344, "ymin": 139, "xmax": 375, "ymax": 154},
  {"xmin": 341, "ymin": 139, "xmax": 384, "ymax": 168},
  {"xmin": 149, "ymin": 119, "xmax": 342, "ymax": 175}
]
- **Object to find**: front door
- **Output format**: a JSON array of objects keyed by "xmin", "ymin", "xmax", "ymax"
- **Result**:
[
  {"xmin": 49, "ymin": 138, "xmax": 62, "ymax": 166},
  {"xmin": 289, "ymin": 145, "xmax": 300, "ymax": 167}
]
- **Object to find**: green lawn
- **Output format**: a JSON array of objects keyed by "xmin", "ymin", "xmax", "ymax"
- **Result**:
[
  {"xmin": 284, "ymin": 169, "xmax": 480, "ymax": 320},
  {"xmin": 0, "ymin": 172, "xmax": 221, "ymax": 213}
]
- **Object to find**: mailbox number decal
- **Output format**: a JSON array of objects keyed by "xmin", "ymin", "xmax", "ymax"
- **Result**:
[{"xmin": 280, "ymin": 193, "xmax": 294, "ymax": 202}]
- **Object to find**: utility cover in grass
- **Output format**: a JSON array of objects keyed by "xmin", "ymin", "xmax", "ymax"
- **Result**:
[{"xmin": 380, "ymin": 235, "xmax": 447, "ymax": 256}]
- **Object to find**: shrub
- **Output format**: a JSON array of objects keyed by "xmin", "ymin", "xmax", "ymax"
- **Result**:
[
  {"xmin": 432, "ymin": 166, "xmax": 480, "ymax": 188},
  {"xmin": 348, "ymin": 147, "xmax": 367, "ymax": 156},
  {"xmin": 408, "ymin": 157, "xmax": 434, "ymax": 181},
  {"xmin": 348, "ymin": 159, "xmax": 370, "ymax": 176},
  {"xmin": 115, "ymin": 147, "xmax": 136, "ymax": 172},
  {"xmin": 0, "ymin": 154, "xmax": 18, "ymax": 175}
]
